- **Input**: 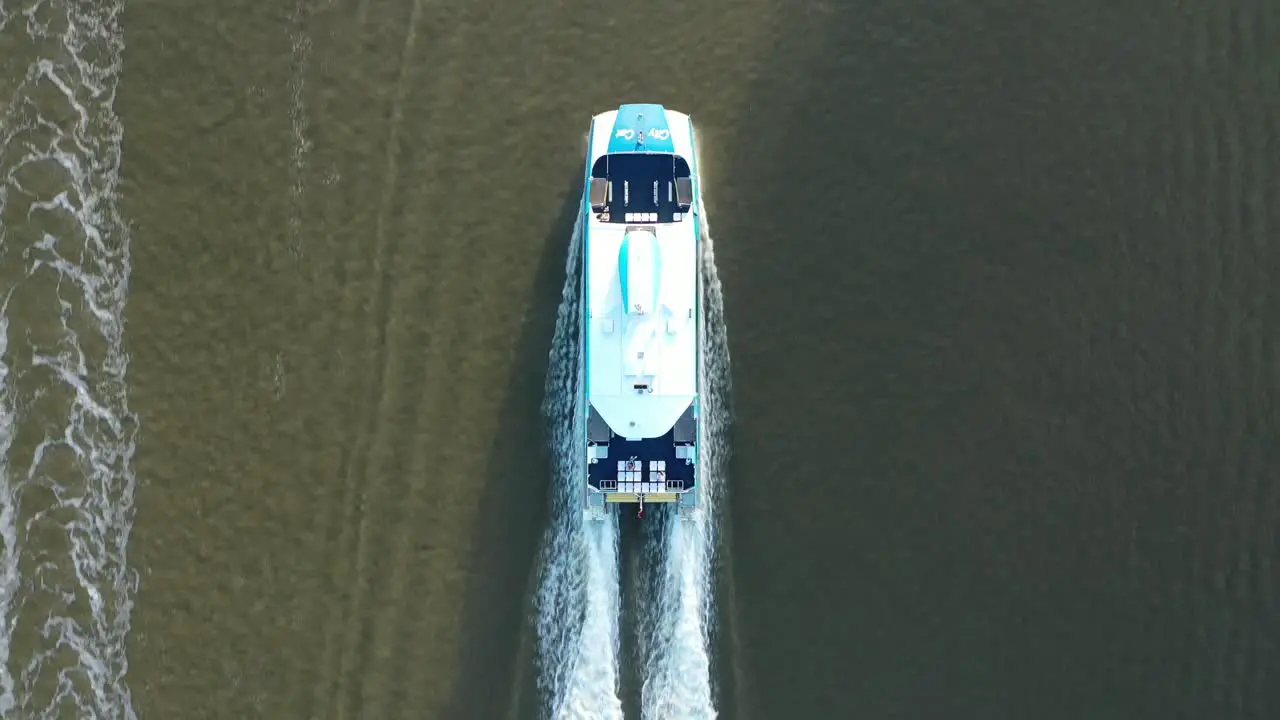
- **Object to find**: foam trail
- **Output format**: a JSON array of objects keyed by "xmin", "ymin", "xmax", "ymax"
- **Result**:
[
  {"xmin": 0, "ymin": 310, "xmax": 19, "ymax": 713},
  {"xmin": 286, "ymin": 0, "xmax": 313, "ymax": 258},
  {"xmin": 0, "ymin": 1, "xmax": 140, "ymax": 717},
  {"xmin": 536, "ymin": 213, "xmax": 625, "ymax": 719},
  {"xmin": 640, "ymin": 195, "xmax": 732, "ymax": 720}
]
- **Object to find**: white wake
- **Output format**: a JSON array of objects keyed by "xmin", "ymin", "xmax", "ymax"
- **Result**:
[
  {"xmin": 286, "ymin": 0, "xmax": 313, "ymax": 259},
  {"xmin": 535, "ymin": 213, "xmax": 625, "ymax": 719},
  {"xmin": 638, "ymin": 202, "xmax": 732, "ymax": 720},
  {"xmin": 0, "ymin": 1, "xmax": 140, "ymax": 717}
]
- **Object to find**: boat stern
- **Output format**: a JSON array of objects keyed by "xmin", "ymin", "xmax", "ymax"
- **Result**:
[{"xmin": 585, "ymin": 400, "xmax": 700, "ymax": 514}]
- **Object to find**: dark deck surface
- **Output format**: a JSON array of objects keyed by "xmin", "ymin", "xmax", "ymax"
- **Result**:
[
  {"xmin": 588, "ymin": 153, "xmax": 692, "ymax": 224},
  {"xmin": 586, "ymin": 406, "xmax": 695, "ymax": 491}
]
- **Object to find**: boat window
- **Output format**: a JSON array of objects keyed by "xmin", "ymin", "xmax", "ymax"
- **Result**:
[
  {"xmin": 674, "ymin": 177, "xmax": 693, "ymax": 207},
  {"xmin": 588, "ymin": 177, "xmax": 608, "ymax": 210},
  {"xmin": 589, "ymin": 153, "xmax": 694, "ymax": 224}
]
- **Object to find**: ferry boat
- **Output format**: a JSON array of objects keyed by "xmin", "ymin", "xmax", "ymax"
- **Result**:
[{"xmin": 581, "ymin": 103, "xmax": 702, "ymax": 518}]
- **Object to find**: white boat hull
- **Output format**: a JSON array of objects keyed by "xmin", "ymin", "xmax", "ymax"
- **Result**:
[{"xmin": 579, "ymin": 104, "xmax": 703, "ymax": 513}]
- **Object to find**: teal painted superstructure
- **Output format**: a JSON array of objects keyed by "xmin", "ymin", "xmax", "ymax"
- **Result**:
[{"xmin": 607, "ymin": 103, "xmax": 677, "ymax": 155}]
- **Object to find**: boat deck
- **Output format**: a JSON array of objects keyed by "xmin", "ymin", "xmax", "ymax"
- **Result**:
[{"xmin": 586, "ymin": 410, "xmax": 695, "ymax": 495}]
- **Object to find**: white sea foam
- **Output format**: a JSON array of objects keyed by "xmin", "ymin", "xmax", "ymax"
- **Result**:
[
  {"xmin": 286, "ymin": 0, "xmax": 313, "ymax": 259},
  {"xmin": 0, "ymin": 1, "xmax": 139, "ymax": 717},
  {"xmin": 639, "ymin": 199, "xmax": 732, "ymax": 720},
  {"xmin": 536, "ymin": 213, "xmax": 626, "ymax": 719}
]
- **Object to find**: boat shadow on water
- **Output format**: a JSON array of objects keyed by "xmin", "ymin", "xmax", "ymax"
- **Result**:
[{"xmin": 442, "ymin": 171, "xmax": 583, "ymax": 720}]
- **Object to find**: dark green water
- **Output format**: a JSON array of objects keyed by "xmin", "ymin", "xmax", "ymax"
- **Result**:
[{"xmin": 1, "ymin": 0, "xmax": 1277, "ymax": 718}]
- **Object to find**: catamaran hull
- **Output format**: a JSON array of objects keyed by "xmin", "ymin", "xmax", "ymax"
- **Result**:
[{"xmin": 579, "ymin": 104, "xmax": 703, "ymax": 516}]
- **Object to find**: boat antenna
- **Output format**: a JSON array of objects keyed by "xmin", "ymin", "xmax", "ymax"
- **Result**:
[{"xmin": 636, "ymin": 113, "xmax": 645, "ymax": 148}]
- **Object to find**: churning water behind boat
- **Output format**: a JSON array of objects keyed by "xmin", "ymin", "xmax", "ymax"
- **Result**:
[
  {"xmin": 636, "ymin": 202, "xmax": 732, "ymax": 720},
  {"xmin": 0, "ymin": 3, "xmax": 140, "ymax": 718}
]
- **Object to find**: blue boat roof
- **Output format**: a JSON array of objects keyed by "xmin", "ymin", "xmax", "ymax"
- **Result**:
[{"xmin": 607, "ymin": 103, "xmax": 677, "ymax": 155}]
